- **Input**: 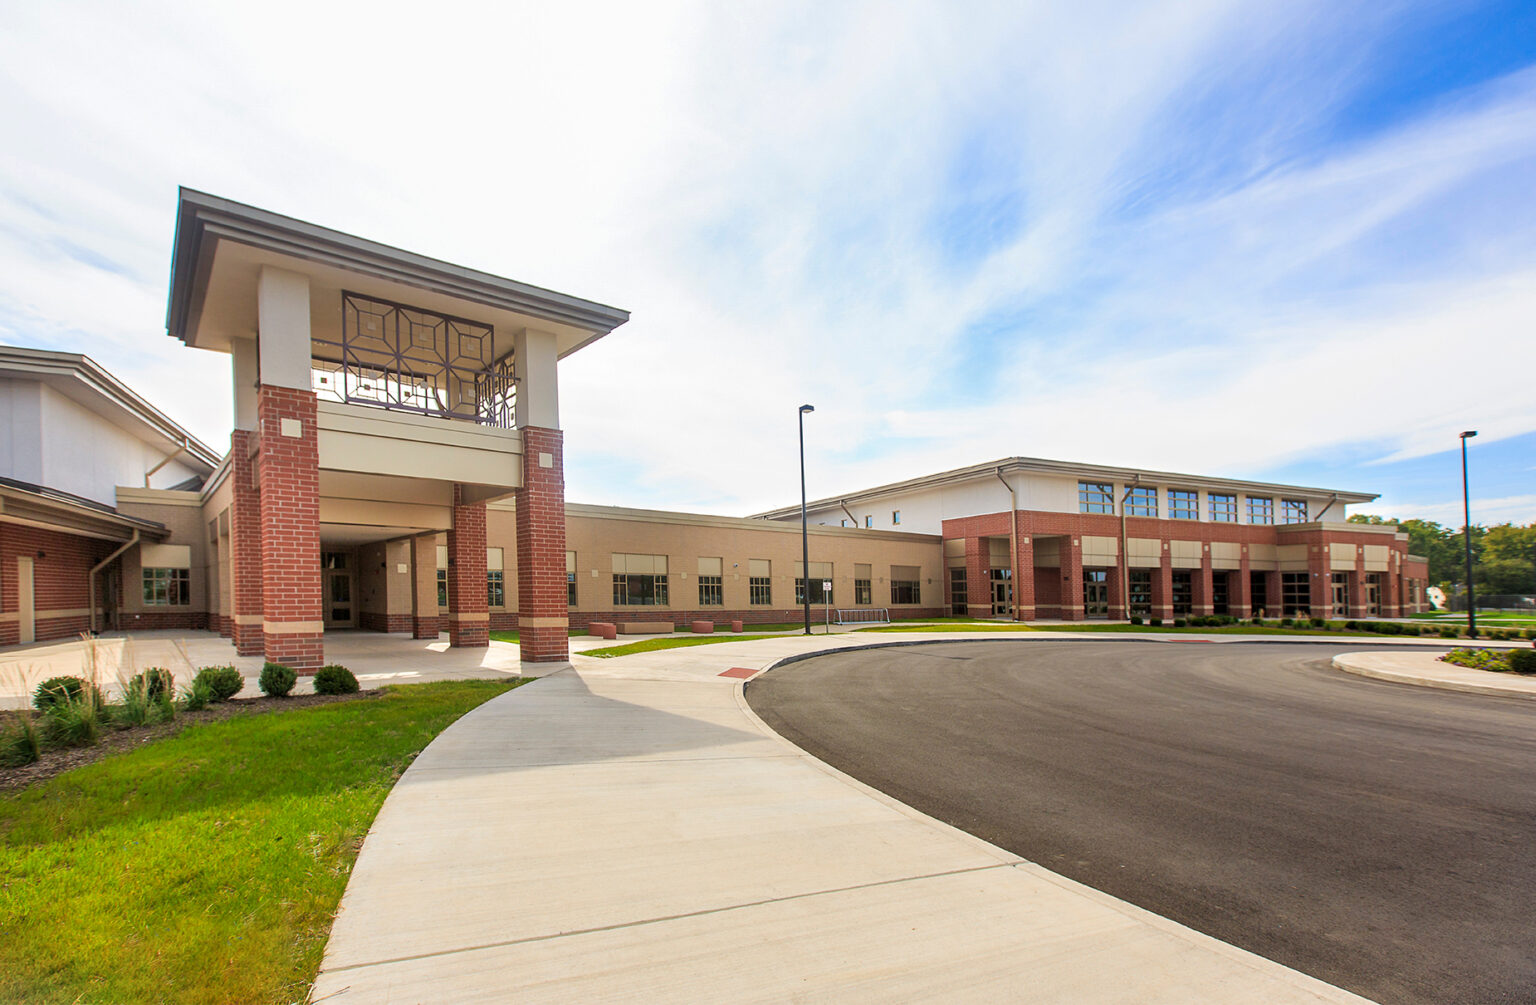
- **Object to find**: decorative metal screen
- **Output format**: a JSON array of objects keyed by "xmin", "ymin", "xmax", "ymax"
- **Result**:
[{"xmin": 311, "ymin": 292, "xmax": 515, "ymax": 428}]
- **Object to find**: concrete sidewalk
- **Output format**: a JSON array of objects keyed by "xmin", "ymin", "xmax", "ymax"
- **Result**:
[
  {"xmin": 311, "ymin": 633, "xmax": 1376, "ymax": 1003},
  {"xmin": 1333, "ymin": 649, "xmax": 1536, "ymax": 700}
]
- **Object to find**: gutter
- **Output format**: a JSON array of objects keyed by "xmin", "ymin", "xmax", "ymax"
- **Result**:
[
  {"xmin": 1119, "ymin": 475, "xmax": 1140, "ymax": 620},
  {"xmin": 996, "ymin": 468, "xmax": 1019, "ymax": 620},
  {"xmin": 88, "ymin": 530, "xmax": 139, "ymax": 634}
]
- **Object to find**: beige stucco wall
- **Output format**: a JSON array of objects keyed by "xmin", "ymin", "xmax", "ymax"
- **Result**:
[{"xmin": 115, "ymin": 489, "xmax": 208, "ymax": 620}]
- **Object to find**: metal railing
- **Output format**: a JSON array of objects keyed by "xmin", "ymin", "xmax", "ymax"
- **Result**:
[
  {"xmin": 834, "ymin": 608, "xmax": 891, "ymax": 625},
  {"xmin": 310, "ymin": 292, "xmax": 516, "ymax": 428}
]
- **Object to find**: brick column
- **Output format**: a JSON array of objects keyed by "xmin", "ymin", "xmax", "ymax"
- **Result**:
[
  {"xmin": 1061, "ymin": 537, "xmax": 1084, "ymax": 620},
  {"xmin": 1194, "ymin": 548, "xmax": 1214, "ymax": 616},
  {"xmin": 1233, "ymin": 552, "xmax": 1253, "ymax": 618},
  {"xmin": 1308, "ymin": 549, "xmax": 1330, "ymax": 619},
  {"xmin": 1345, "ymin": 570, "xmax": 1366, "ymax": 618},
  {"xmin": 515, "ymin": 426, "xmax": 568, "ymax": 661},
  {"xmin": 1263, "ymin": 570, "xmax": 1282, "ymax": 619},
  {"xmin": 448, "ymin": 486, "xmax": 489, "ymax": 649},
  {"xmin": 256, "ymin": 386, "xmax": 323, "ymax": 670},
  {"xmin": 1106, "ymin": 564, "xmax": 1125, "ymax": 620},
  {"xmin": 228, "ymin": 428, "xmax": 264, "ymax": 656},
  {"xmin": 1013, "ymin": 535, "xmax": 1036, "ymax": 620},
  {"xmin": 1383, "ymin": 559, "xmax": 1402, "ymax": 617},
  {"xmin": 964, "ymin": 537, "xmax": 990, "ymax": 617},
  {"xmin": 411, "ymin": 534, "xmax": 442, "ymax": 639},
  {"xmin": 1153, "ymin": 552, "xmax": 1174, "ymax": 622}
]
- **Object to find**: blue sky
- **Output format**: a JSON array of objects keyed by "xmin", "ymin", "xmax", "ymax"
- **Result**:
[{"xmin": 0, "ymin": 1, "xmax": 1532, "ymax": 525}]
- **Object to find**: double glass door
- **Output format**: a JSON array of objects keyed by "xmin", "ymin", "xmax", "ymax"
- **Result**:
[
  {"xmin": 990, "ymin": 568, "xmax": 1012, "ymax": 617},
  {"xmin": 1083, "ymin": 569, "xmax": 1109, "ymax": 619}
]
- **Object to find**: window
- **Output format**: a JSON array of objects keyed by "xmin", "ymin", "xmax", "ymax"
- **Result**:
[
  {"xmin": 892, "ymin": 510, "xmax": 901, "ymax": 526},
  {"xmin": 855, "ymin": 563, "xmax": 872, "ymax": 605},
  {"xmin": 1282, "ymin": 572, "xmax": 1310, "ymax": 615},
  {"xmin": 949, "ymin": 567, "xmax": 967, "ymax": 616},
  {"xmin": 1078, "ymin": 481, "xmax": 1114, "ymax": 514},
  {"xmin": 487, "ymin": 548, "xmax": 504, "ymax": 608},
  {"xmin": 890, "ymin": 565, "xmax": 921, "ymax": 605},
  {"xmin": 1128, "ymin": 569, "xmax": 1152, "ymax": 615},
  {"xmin": 1282, "ymin": 499, "xmax": 1308, "ymax": 524},
  {"xmin": 1168, "ymin": 490, "xmax": 1197, "ymax": 520},
  {"xmin": 749, "ymin": 559, "xmax": 772, "ymax": 605},
  {"xmin": 840, "ymin": 518, "xmax": 849, "ymax": 527},
  {"xmin": 1209, "ymin": 493, "xmax": 1237, "ymax": 522},
  {"xmin": 437, "ymin": 568, "xmax": 448, "ymax": 608},
  {"xmin": 1125, "ymin": 486, "xmax": 1157, "ymax": 517},
  {"xmin": 567, "ymin": 551, "xmax": 578, "ymax": 607},
  {"xmin": 1247, "ymin": 496, "xmax": 1273, "ymax": 524},
  {"xmin": 864, "ymin": 515, "xmax": 873, "ymax": 528},
  {"xmin": 612, "ymin": 553, "xmax": 669, "ymax": 606},
  {"xmin": 795, "ymin": 561, "xmax": 833, "ymax": 605},
  {"xmin": 698, "ymin": 556, "xmax": 723, "ymax": 606},
  {"xmin": 1171, "ymin": 571, "xmax": 1193, "ymax": 616},
  {"xmin": 142, "ymin": 567, "xmax": 190, "ymax": 606}
]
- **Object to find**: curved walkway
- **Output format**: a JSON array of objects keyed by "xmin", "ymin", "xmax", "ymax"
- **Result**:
[
  {"xmin": 310, "ymin": 632, "xmax": 1485, "ymax": 1003},
  {"xmin": 1333, "ymin": 648, "xmax": 1536, "ymax": 699}
]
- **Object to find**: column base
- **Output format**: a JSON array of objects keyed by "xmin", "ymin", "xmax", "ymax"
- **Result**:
[
  {"xmin": 518, "ymin": 624, "xmax": 568, "ymax": 662},
  {"xmin": 449, "ymin": 618, "xmax": 489, "ymax": 648},
  {"xmin": 264, "ymin": 632, "xmax": 323, "ymax": 671},
  {"xmin": 413, "ymin": 615, "xmax": 443, "ymax": 640},
  {"xmin": 232, "ymin": 622, "xmax": 263, "ymax": 656}
]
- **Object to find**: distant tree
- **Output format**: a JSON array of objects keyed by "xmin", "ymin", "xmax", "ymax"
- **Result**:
[{"xmin": 1480, "ymin": 524, "xmax": 1536, "ymax": 594}]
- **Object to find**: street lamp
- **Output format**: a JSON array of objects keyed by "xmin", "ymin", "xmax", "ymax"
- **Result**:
[
  {"xmin": 1460, "ymin": 430, "xmax": 1477, "ymax": 639},
  {"xmin": 798, "ymin": 404, "xmax": 815, "ymax": 635}
]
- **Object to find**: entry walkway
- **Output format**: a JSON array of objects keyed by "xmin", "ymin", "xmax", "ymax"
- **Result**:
[{"xmin": 311, "ymin": 632, "xmax": 1393, "ymax": 1003}]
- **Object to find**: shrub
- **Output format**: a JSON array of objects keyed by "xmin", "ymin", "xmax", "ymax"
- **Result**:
[
  {"xmin": 1344, "ymin": 620, "xmax": 1358, "ymax": 631},
  {"xmin": 1508, "ymin": 650, "xmax": 1536, "ymax": 675},
  {"xmin": 260, "ymin": 662, "xmax": 298, "ymax": 698},
  {"xmin": 1523, "ymin": 629, "xmax": 1536, "ymax": 640},
  {"xmin": 130, "ymin": 668, "xmax": 175, "ymax": 701},
  {"xmin": 1149, "ymin": 617, "xmax": 1162, "ymax": 627},
  {"xmin": 1251, "ymin": 618, "xmax": 1264, "ymax": 626},
  {"xmin": 1279, "ymin": 617, "xmax": 1293, "ymax": 627},
  {"xmin": 1129, "ymin": 615, "xmax": 1143, "ymax": 625},
  {"xmin": 44, "ymin": 694, "xmax": 101, "ymax": 747},
  {"xmin": 1309, "ymin": 617, "xmax": 1324, "ymax": 628},
  {"xmin": 1439, "ymin": 647, "xmax": 1511, "ymax": 672},
  {"xmin": 313, "ymin": 664, "xmax": 359, "ymax": 695},
  {"xmin": 194, "ymin": 665, "xmax": 244, "ymax": 702},
  {"xmin": 33, "ymin": 676, "xmax": 99, "ymax": 712},
  {"xmin": 1439, "ymin": 628, "xmax": 1458, "ymax": 639},
  {"xmin": 181, "ymin": 677, "xmax": 212, "ymax": 711},
  {"xmin": 1401, "ymin": 624, "xmax": 1421, "ymax": 636},
  {"xmin": 1172, "ymin": 619, "xmax": 1187, "ymax": 628},
  {"xmin": 1, "ymin": 713, "xmax": 41, "ymax": 767}
]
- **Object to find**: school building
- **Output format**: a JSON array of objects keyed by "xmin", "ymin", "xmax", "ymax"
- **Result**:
[{"xmin": 0, "ymin": 191, "xmax": 1429, "ymax": 665}]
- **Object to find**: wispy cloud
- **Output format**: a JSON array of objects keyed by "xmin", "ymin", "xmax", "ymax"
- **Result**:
[{"xmin": 0, "ymin": 1, "xmax": 1531, "ymax": 519}]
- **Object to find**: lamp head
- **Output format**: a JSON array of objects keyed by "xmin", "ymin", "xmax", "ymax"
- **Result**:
[
  {"xmin": 1459, "ymin": 430, "xmax": 1477, "ymax": 439},
  {"xmin": 799, "ymin": 404, "xmax": 815, "ymax": 414}
]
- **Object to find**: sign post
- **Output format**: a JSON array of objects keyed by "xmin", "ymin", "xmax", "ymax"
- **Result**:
[{"xmin": 823, "ymin": 580, "xmax": 833, "ymax": 633}]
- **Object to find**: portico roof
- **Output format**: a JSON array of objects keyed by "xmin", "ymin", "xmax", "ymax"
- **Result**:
[{"xmin": 166, "ymin": 188, "xmax": 629, "ymax": 358}]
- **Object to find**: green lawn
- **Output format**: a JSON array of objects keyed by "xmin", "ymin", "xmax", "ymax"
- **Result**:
[
  {"xmin": 581, "ymin": 634, "xmax": 790, "ymax": 658},
  {"xmin": 1407, "ymin": 612, "xmax": 1535, "ymax": 626},
  {"xmin": 489, "ymin": 628, "xmax": 589, "ymax": 644},
  {"xmin": 0, "ymin": 679, "xmax": 523, "ymax": 1005}
]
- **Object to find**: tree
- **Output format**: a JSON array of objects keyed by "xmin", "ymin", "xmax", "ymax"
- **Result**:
[{"xmin": 1347, "ymin": 515, "xmax": 1535, "ymax": 593}]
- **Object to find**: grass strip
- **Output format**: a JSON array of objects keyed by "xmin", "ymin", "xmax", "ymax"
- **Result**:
[
  {"xmin": 0, "ymin": 678, "xmax": 524, "ymax": 1005},
  {"xmin": 856, "ymin": 623, "xmax": 1454, "ymax": 638},
  {"xmin": 488, "ymin": 629, "xmax": 589, "ymax": 644},
  {"xmin": 581, "ymin": 634, "xmax": 791, "ymax": 658}
]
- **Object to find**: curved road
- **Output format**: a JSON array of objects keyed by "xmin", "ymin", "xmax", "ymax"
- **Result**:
[{"xmin": 746, "ymin": 641, "xmax": 1536, "ymax": 1005}]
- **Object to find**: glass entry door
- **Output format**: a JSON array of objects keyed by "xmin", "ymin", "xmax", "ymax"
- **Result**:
[
  {"xmin": 990, "ymin": 568, "xmax": 1012, "ymax": 617},
  {"xmin": 1332, "ymin": 573, "xmax": 1349, "ymax": 617},
  {"xmin": 1083, "ymin": 569, "xmax": 1109, "ymax": 618},
  {"xmin": 1365, "ymin": 574, "xmax": 1381, "ymax": 615},
  {"xmin": 322, "ymin": 552, "xmax": 355, "ymax": 629}
]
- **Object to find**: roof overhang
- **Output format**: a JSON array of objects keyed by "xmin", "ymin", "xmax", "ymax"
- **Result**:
[
  {"xmin": 753, "ymin": 456, "xmax": 1379, "ymax": 520},
  {"xmin": 166, "ymin": 188, "xmax": 629, "ymax": 360},
  {"xmin": 0, "ymin": 478, "xmax": 170, "ymax": 543},
  {"xmin": 0, "ymin": 347, "xmax": 220, "ymax": 472}
]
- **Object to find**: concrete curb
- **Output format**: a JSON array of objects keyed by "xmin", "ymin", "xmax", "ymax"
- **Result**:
[{"xmin": 1332, "ymin": 651, "xmax": 1536, "ymax": 701}]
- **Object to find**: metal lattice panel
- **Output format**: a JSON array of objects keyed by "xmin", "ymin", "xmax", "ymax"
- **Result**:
[{"xmin": 312, "ymin": 293, "xmax": 515, "ymax": 427}]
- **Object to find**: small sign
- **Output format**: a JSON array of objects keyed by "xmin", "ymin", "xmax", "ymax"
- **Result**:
[{"xmin": 822, "ymin": 580, "xmax": 832, "ymax": 592}]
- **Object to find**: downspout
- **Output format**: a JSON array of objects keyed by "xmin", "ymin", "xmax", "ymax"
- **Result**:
[
  {"xmin": 1120, "ymin": 475, "xmax": 1139, "ymax": 621},
  {"xmin": 839, "ymin": 500, "xmax": 858, "ymax": 527},
  {"xmin": 145, "ymin": 438, "xmax": 190, "ymax": 488},
  {"xmin": 1314, "ymin": 493, "xmax": 1340, "ymax": 522},
  {"xmin": 89, "ymin": 530, "xmax": 139, "ymax": 635},
  {"xmin": 996, "ymin": 467, "xmax": 1019, "ymax": 620}
]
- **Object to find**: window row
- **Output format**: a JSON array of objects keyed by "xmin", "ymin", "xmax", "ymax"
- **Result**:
[{"xmin": 1077, "ymin": 482, "xmax": 1309, "ymax": 523}]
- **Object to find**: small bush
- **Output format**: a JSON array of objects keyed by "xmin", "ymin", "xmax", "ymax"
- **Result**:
[
  {"xmin": 130, "ymin": 668, "xmax": 175, "ymax": 701},
  {"xmin": 1401, "ymin": 624, "xmax": 1421, "ymax": 636},
  {"xmin": 194, "ymin": 665, "xmax": 244, "ymax": 702},
  {"xmin": 1129, "ymin": 615, "xmax": 1143, "ymax": 625},
  {"xmin": 1149, "ymin": 617, "xmax": 1162, "ymax": 627},
  {"xmin": 1251, "ymin": 618, "xmax": 1264, "ymax": 627},
  {"xmin": 1173, "ymin": 619, "xmax": 1187, "ymax": 628},
  {"xmin": 1280, "ymin": 617, "xmax": 1293, "ymax": 627},
  {"xmin": 1439, "ymin": 628, "xmax": 1458, "ymax": 639},
  {"xmin": 1440, "ymin": 647, "xmax": 1511, "ymax": 673},
  {"xmin": 260, "ymin": 662, "xmax": 298, "ymax": 698},
  {"xmin": 313, "ymin": 664, "xmax": 359, "ymax": 695},
  {"xmin": 1308, "ymin": 617, "xmax": 1323, "ymax": 628},
  {"xmin": 1508, "ymin": 650, "xmax": 1536, "ymax": 675},
  {"xmin": 1523, "ymin": 629, "xmax": 1536, "ymax": 640},
  {"xmin": 1344, "ymin": 620, "xmax": 1358, "ymax": 631},
  {"xmin": 33, "ymin": 676, "xmax": 98, "ymax": 712},
  {"xmin": 1, "ymin": 713, "xmax": 41, "ymax": 767},
  {"xmin": 181, "ymin": 677, "xmax": 212, "ymax": 711},
  {"xmin": 44, "ymin": 695, "xmax": 101, "ymax": 747}
]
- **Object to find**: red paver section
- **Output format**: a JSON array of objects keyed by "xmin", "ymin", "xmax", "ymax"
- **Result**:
[{"xmin": 719, "ymin": 667, "xmax": 758, "ymax": 679}]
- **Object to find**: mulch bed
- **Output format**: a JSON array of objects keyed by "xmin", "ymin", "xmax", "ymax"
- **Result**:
[{"xmin": 0, "ymin": 690, "xmax": 382, "ymax": 795}]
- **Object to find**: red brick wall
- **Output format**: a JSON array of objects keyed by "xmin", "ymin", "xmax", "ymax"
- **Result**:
[
  {"xmin": 559, "ymin": 607, "xmax": 946, "ymax": 631},
  {"xmin": 360, "ymin": 612, "xmax": 414, "ymax": 633},
  {"xmin": 256, "ymin": 386, "xmax": 322, "ymax": 669},
  {"xmin": 229, "ymin": 427, "xmax": 264, "ymax": 656},
  {"xmin": 447, "ymin": 485, "xmax": 489, "ymax": 648},
  {"xmin": 516, "ymin": 427, "xmax": 568, "ymax": 661},
  {"xmin": 0, "ymin": 524, "xmax": 115, "ymax": 645}
]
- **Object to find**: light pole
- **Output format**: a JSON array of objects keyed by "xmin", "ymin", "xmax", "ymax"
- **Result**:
[
  {"xmin": 1460, "ymin": 430, "xmax": 1477, "ymax": 639},
  {"xmin": 798, "ymin": 404, "xmax": 815, "ymax": 635}
]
